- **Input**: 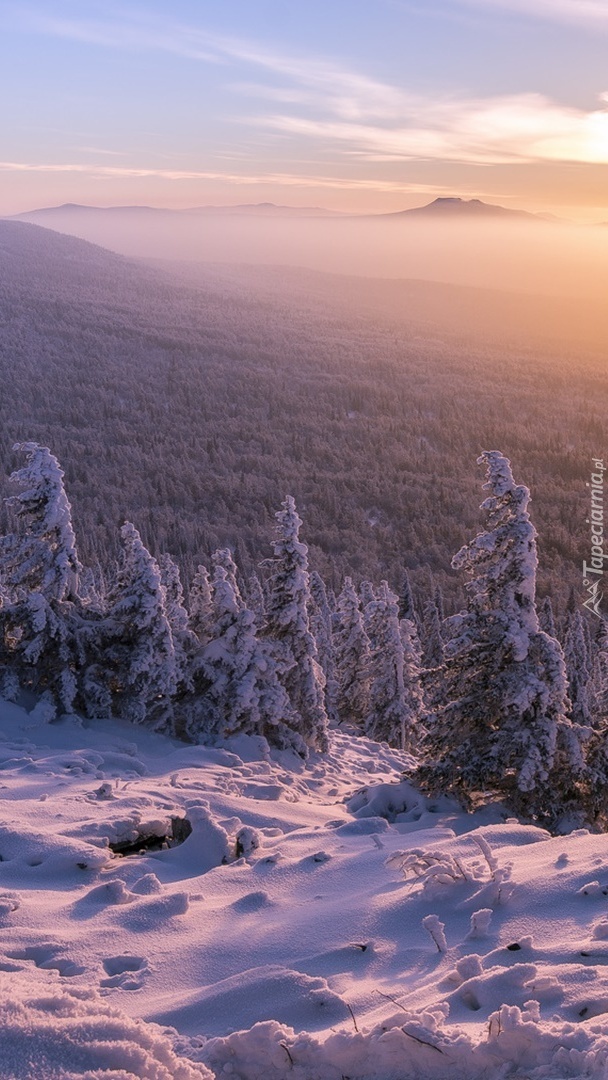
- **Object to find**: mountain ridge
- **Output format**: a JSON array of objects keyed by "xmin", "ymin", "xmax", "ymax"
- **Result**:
[{"xmin": 12, "ymin": 196, "xmax": 554, "ymax": 223}]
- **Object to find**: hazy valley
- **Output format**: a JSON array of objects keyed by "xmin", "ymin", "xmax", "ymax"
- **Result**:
[{"xmin": 1, "ymin": 216, "xmax": 605, "ymax": 610}]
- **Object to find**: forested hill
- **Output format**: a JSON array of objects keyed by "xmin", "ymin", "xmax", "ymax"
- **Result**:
[{"xmin": 0, "ymin": 219, "xmax": 605, "ymax": 607}]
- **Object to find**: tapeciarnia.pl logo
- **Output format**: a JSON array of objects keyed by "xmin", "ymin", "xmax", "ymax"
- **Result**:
[{"xmin": 582, "ymin": 458, "xmax": 606, "ymax": 617}]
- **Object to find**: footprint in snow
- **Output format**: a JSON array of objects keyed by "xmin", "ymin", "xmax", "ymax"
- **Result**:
[
  {"xmin": 299, "ymin": 851, "xmax": 331, "ymax": 867},
  {"xmin": 100, "ymin": 954, "xmax": 149, "ymax": 990},
  {"xmin": 574, "ymin": 997, "xmax": 608, "ymax": 1020},
  {"xmin": 0, "ymin": 893, "xmax": 20, "ymax": 919},
  {"xmin": 4, "ymin": 943, "xmax": 85, "ymax": 977}
]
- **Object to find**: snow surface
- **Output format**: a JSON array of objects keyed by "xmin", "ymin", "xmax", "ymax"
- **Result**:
[{"xmin": 1, "ymin": 699, "xmax": 608, "ymax": 1078}]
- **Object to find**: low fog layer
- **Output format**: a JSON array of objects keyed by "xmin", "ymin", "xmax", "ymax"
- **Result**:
[{"xmin": 13, "ymin": 205, "xmax": 608, "ymax": 302}]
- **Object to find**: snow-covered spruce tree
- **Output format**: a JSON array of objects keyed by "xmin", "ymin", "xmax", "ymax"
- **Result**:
[
  {"xmin": 246, "ymin": 573, "xmax": 266, "ymax": 626},
  {"xmin": 420, "ymin": 596, "xmax": 446, "ymax": 711},
  {"xmin": 414, "ymin": 451, "xmax": 586, "ymax": 827},
  {"xmin": 365, "ymin": 581, "xmax": 424, "ymax": 750},
  {"xmin": 539, "ymin": 595, "xmax": 557, "ymax": 638},
  {"xmin": 583, "ymin": 621, "xmax": 608, "ymax": 824},
  {"xmin": 434, "ymin": 585, "xmax": 445, "ymax": 623},
  {"xmin": 309, "ymin": 570, "xmax": 338, "ymax": 725},
  {"xmin": 212, "ymin": 548, "xmax": 243, "ymax": 606},
  {"xmin": 398, "ymin": 570, "xmax": 418, "ymax": 626},
  {"xmin": 590, "ymin": 618, "xmax": 608, "ymax": 723},
  {"xmin": 263, "ymin": 497, "xmax": 329, "ymax": 752},
  {"xmin": 359, "ymin": 580, "xmax": 377, "ymax": 622},
  {"xmin": 421, "ymin": 597, "xmax": 445, "ymax": 671},
  {"xmin": 187, "ymin": 564, "xmax": 305, "ymax": 754},
  {"xmin": 79, "ymin": 563, "xmax": 107, "ymax": 615},
  {"xmin": 159, "ymin": 554, "xmax": 190, "ymax": 639},
  {"xmin": 0, "ymin": 443, "xmax": 81, "ymax": 602},
  {"xmin": 0, "ymin": 442, "xmax": 85, "ymax": 712},
  {"xmin": 158, "ymin": 553, "xmax": 197, "ymax": 696},
  {"xmin": 103, "ymin": 523, "xmax": 177, "ymax": 731},
  {"xmin": 563, "ymin": 609, "xmax": 593, "ymax": 726},
  {"xmin": 334, "ymin": 577, "xmax": 371, "ymax": 728},
  {"xmin": 188, "ymin": 564, "xmax": 213, "ymax": 646}
]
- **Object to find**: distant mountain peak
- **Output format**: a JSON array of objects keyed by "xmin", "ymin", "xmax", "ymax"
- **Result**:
[{"xmin": 378, "ymin": 197, "xmax": 547, "ymax": 221}]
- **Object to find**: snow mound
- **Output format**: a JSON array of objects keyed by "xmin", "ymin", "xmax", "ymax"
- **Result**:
[
  {"xmin": 0, "ymin": 985, "xmax": 212, "ymax": 1079},
  {"xmin": 4, "ymin": 701, "xmax": 608, "ymax": 1078},
  {"xmin": 151, "ymin": 965, "xmax": 350, "ymax": 1037},
  {"xmin": 191, "ymin": 1008, "xmax": 608, "ymax": 1080}
]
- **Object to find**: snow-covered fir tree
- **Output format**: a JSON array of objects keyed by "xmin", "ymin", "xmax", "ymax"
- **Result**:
[
  {"xmin": 189, "ymin": 564, "xmax": 304, "ymax": 754},
  {"xmin": 309, "ymin": 570, "xmax": 338, "ymax": 724},
  {"xmin": 189, "ymin": 564, "xmax": 213, "ymax": 646},
  {"xmin": 79, "ymin": 563, "xmax": 106, "ymax": 615},
  {"xmin": 563, "ymin": 609, "xmax": 593, "ymax": 726},
  {"xmin": 103, "ymin": 523, "xmax": 176, "ymax": 731},
  {"xmin": 421, "ymin": 597, "xmax": 444, "ymax": 671},
  {"xmin": 419, "ymin": 596, "xmax": 446, "ymax": 711},
  {"xmin": 0, "ymin": 443, "xmax": 81, "ymax": 603},
  {"xmin": 539, "ymin": 595, "xmax": 557, "ymax": 638},
  {"xmin": 365, "ymin": 581, "xmax": 424, "ymax": 750},
  {"xmin": 212, "ymin": 549, "xmax": 242, "ymax": 605},
  {"xmin": 589, "ymin": 618, "xmax": 608, "ymax": 724},
  {"xmin": 414, "ymin": 451, "xmax": 586, "ymax": 827},
  {"xmin": 400, "ymin": 609, "xmax": 426, "ymax": 737},
  {"xmin": 246, "ymin": 573, "xmax": 266, "ymax": 626},
  {"xmin": 0, "ymin": 443, "xmax": 84, "ymax": 712},
  {"xmin": 398, "ymin": 570, "xmax": 417, "ymax": 626},
  {"xmin": 579, "ymin": 623, "xmax": 608, "ymax": 825},
  {"xmin": 263, "ymin": 497, "xmax": 329, "ymax": 752},
  {"xmin": 434, "ymin": 585, "xmax": 445, "ymax": 623},
  {"xmin": 159, "ymin": 554, "xmax": 189, "ymax": 639},
  {"xmin": 159, "ymin": 553, "xmax": 197, "ymax": 695},
  {"xmin": 358, "ymin": 580, "xmax": 376, "ymax": 620},
  {"xmin": 334, "ymin": 577, "xmax": 371, "ymax": 728}
]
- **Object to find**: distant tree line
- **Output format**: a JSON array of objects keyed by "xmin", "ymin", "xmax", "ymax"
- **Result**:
[{"xmin": 1, "ymin": 442, "xmax": 607, "ymax": 832}]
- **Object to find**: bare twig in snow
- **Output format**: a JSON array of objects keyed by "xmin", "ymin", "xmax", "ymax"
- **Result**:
[
  {"xmin": 346, "ymin": 1001, "xmax": 359, "ymax": 1032},
  {"xmin": 280, "ymin": 1042, "xmax": 294, "ymax": 1067}
]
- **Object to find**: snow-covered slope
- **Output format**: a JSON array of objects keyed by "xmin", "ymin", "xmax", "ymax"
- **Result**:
[{"xmin": 1, "ymin": 699, "xmax": 608, "ymax": 1079}]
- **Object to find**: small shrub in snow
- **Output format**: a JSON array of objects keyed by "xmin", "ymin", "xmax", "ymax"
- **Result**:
[
  {"xmin": 422, "ymin": 914, "xmax": 447, "ymax": 952},
  {"xmin": 386, "ymin": 848, "xmax": 473, "ymax": 888},
  {"xmin": 388, "ymin": 835, "xmax": 513, "ymax": 906},
  {"xmin": 467, "ymin": 908, "xmax": 493, "ymax": 939},
  {"xmin": 235, "ymin": 826, "xmax": 261, "ymax": 858}
]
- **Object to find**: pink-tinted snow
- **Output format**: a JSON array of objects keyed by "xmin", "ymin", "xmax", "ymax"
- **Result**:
[{"xmin": 1, "ymin": 698, "xmax": 608, "ymax": 1078}]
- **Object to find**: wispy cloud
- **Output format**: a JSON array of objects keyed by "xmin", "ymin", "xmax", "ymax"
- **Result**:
[
  {"xmin": 18, "ymin": 6, "xmax": 407, "ymax": 123},
  {"xmin": 11, "ymin": 6, "xmax": 608, "ymax": 172},
  {"xmin": 456, "ymin": 0, "xmax": 608, "ymax": 29},
  {"xmin": 0, "ymin": 160, "xmax": 461, "ymax": 197},
  {"xmin": 263, "ymin": 92, "xmax": 608, "ymax": 166},
  {"xmin": 78, "ymin": 146, "xmax": 127, "ymax": 157}
]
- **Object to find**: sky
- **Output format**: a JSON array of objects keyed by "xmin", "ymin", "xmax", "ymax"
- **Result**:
[{"xmin": 2, "ymin": 0, "xmax": 608, "ymax": 220}]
